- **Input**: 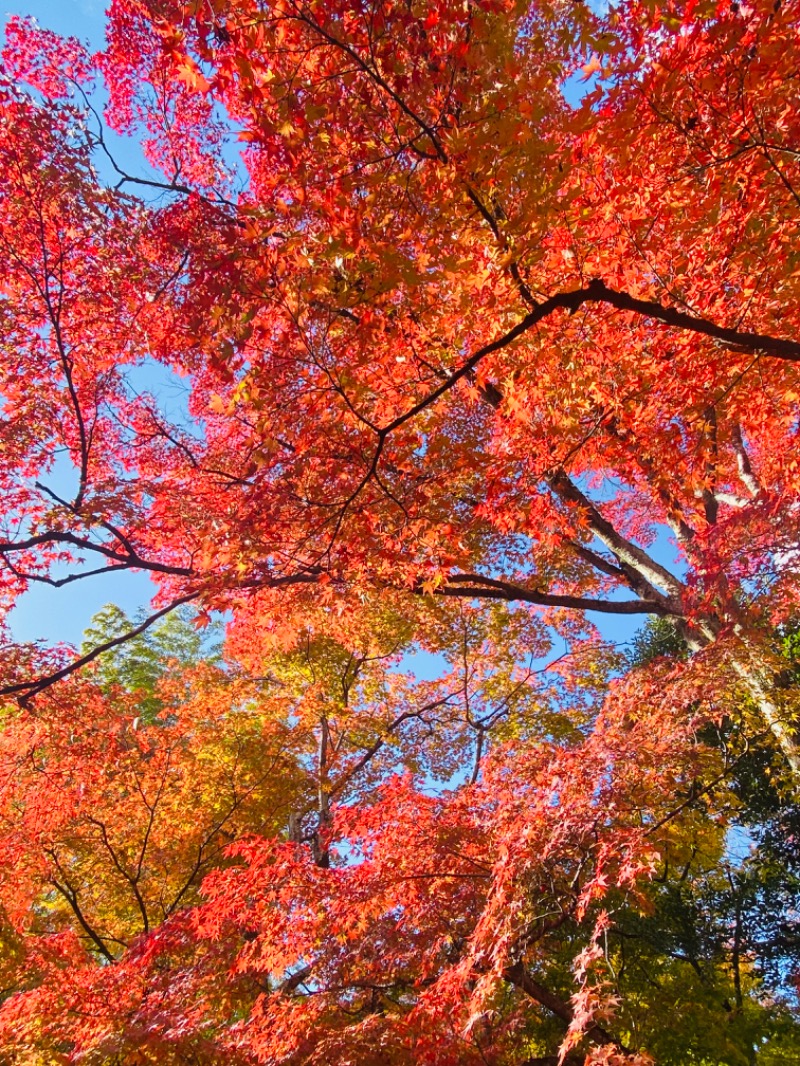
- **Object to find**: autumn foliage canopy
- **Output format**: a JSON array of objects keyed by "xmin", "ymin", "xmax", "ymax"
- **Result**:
[{"xmin": 0, "ymin": 0, "xmax": 799, "ymax": 1061}]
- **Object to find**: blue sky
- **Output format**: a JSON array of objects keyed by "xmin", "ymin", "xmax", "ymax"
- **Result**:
[
  {"xmin": 7, "ymin": 0, "xmax": 106, "ymax": 46},
  {"xmin": 3, "ymin": 2, "xmax": 158, "ymax": 646},
  {"xmin": 4, "ymin": 3, "xmax": 219, "ymax": 646}
]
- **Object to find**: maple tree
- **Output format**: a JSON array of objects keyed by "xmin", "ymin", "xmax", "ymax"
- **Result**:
[
  {"xmin": 1, "ymin": 0, "xmax": 800, "ymax": 1061},
  {"xmin": 2, "ymin": 601, "xmax": 797, "ymax": 1063}
]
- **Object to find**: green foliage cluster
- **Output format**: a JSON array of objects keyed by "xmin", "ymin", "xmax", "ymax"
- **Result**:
[
  {"xmin": 80, "ymin": 604, "xmax": 223, "ymax": 721},
  {"xmin": 616, "ymin": 616, "xmax": 800, "ymax": 1063}
]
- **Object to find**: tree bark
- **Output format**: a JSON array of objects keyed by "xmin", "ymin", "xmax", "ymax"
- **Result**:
[{"xmin": 732, "ymin": 659, "xmax": 800, "ymax": 780}]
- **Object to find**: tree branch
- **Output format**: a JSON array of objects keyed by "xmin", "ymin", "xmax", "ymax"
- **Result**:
[
  {"xmin": 583, "ymin": 279, "xmax": 800, "ymax": 361},
  {"xmin": 547, "ymin": 471, "xmax": 684, "ymax": 600},
  {"xmin": 383, "ymin": 278, "xmax": 800, "ymax": 440},
  {"xmin": 503, "ymin": 960, "xmax": 618, "ymax": 1049},
  {"xmin": 434, "ymin": 573, "xmax": 676, "ymax": 615},
  {"xmin": 0, "ymin": 592, "xmax": 201, "ymax": 703},
  {"xmin": 731, "ymin": 422, "xmax": 762, "ymax": 497}
]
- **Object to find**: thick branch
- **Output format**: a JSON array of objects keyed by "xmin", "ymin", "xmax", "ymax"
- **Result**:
[
  {"xmin": 567, "ymin": 541, "xmax": 628, "ymax": 582},
  {"xmin": 548, "ymin": 471, "xmax": 684, "ymax": 600},
  {"xmin": 503, "ymin": 961, "xmax": 618, "ymax": 1049},
  {"xmin": 384, "ymin": 279, "xmax": 800, "ymax": 440},
  {"xmin": 731, "ymin": 422, "xmax": 762, "ymax": 497},
  {"xmin": 381, "ymin": 287, "xmax": 603, "ymax": 436},
  {"xmin": 0, "ymin": 527, "xmax": 193, "ymax": 577},
  {"xmin": 436, "ymin": 573, "xmax": 676, "ymax": 615},
  {"xmin": 583, "ymin": 279, "xmax": 800, "ymax": 361}
]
